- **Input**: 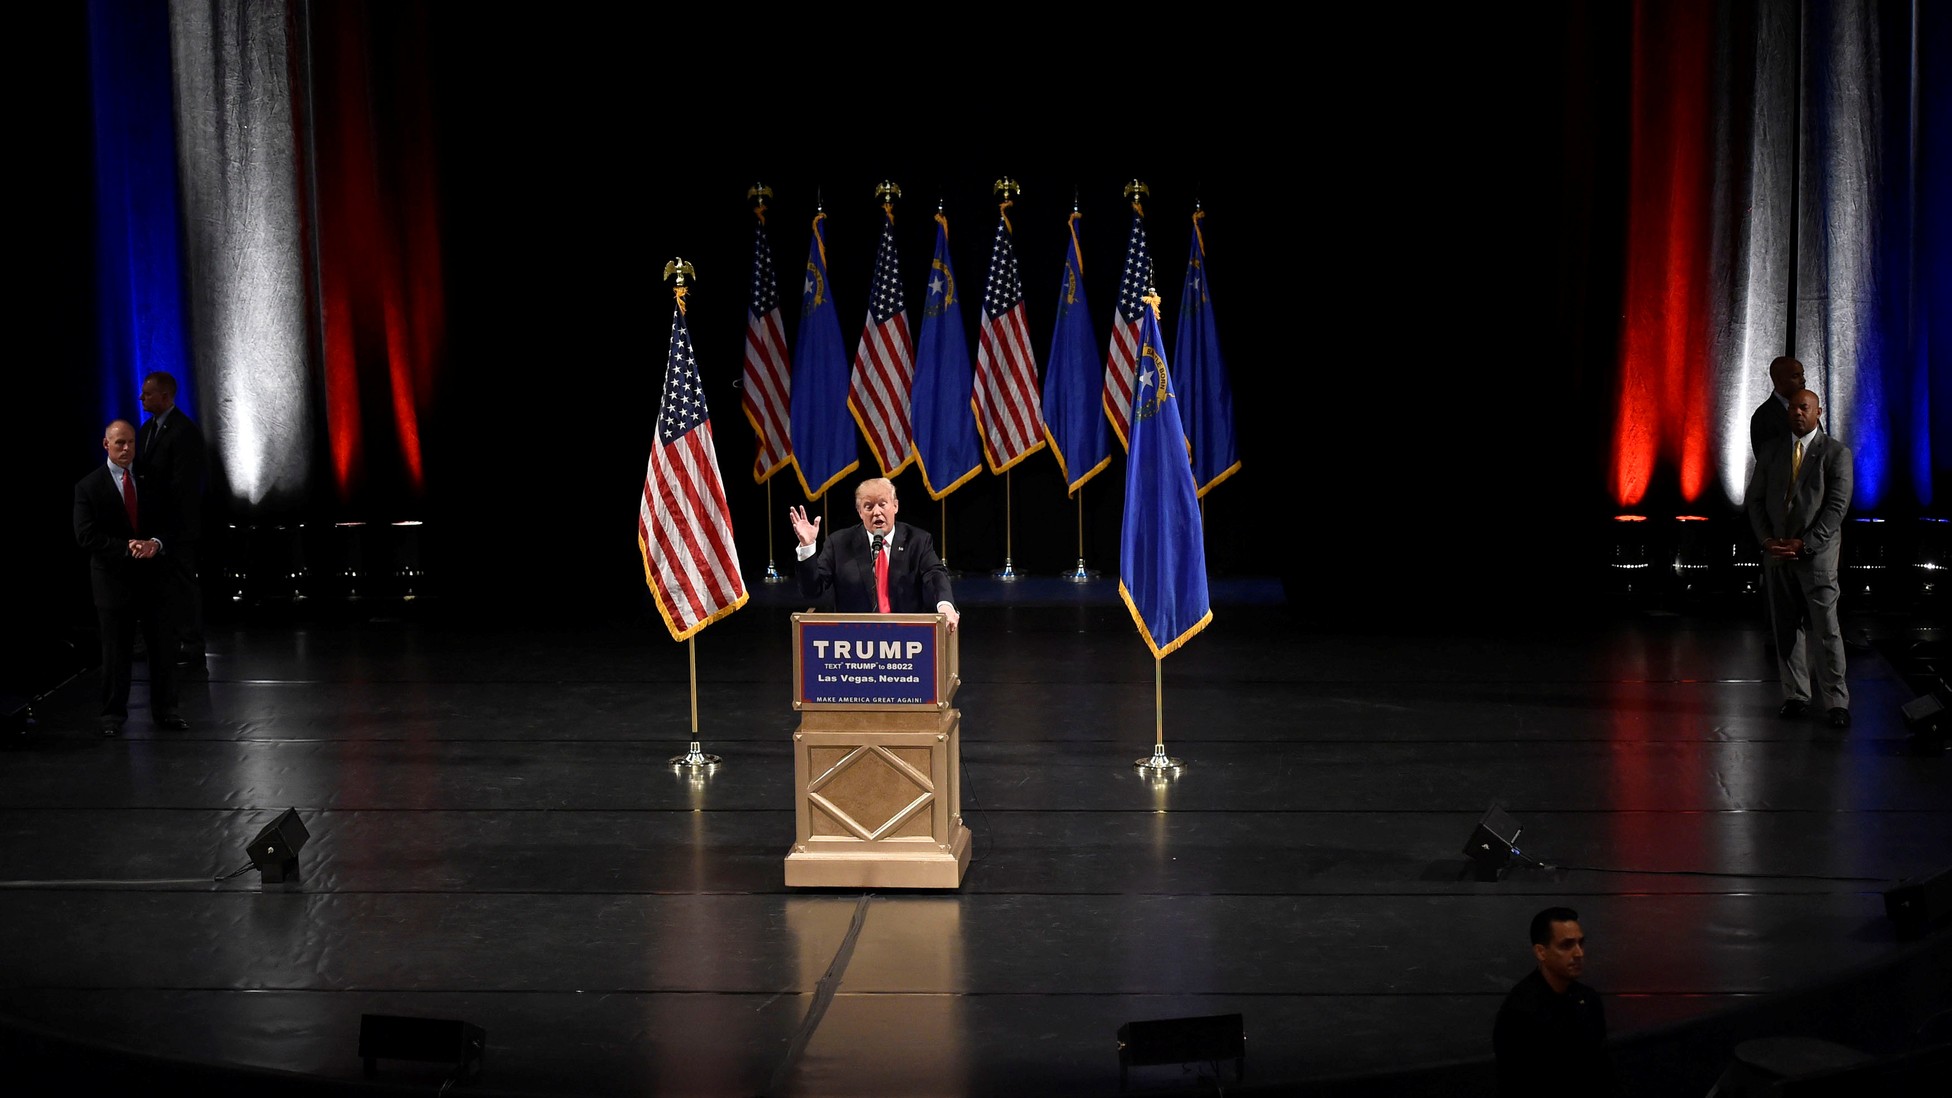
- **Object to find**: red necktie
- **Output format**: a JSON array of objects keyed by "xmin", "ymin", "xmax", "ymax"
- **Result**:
[
  {"xmin": 873, "ymin": 536, "xmax": 891, "ymax": 613},
  {"xmin": 121, "ymin": 470, "xmax": 139, "ymax": 532}
]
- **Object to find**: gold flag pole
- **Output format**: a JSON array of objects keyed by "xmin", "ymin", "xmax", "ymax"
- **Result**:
[
  {"xmin": 1133, "ymin": 278, "xmax": 1183, "ymax": 777},
  {"xmin": 661, "ymin": 257, "xmax": 721, "ymax": 772},
  {"xmin": 939, "ymin": 498, "xmax": 961, "ymax": 578},
  {"xmin": 1066, "ymin": 485, "xmax": 1099, "ymax": 581},
  {"xmin": 751, "ymin": 183, "xmax": 787, "ymax": 585},
  {"xmin": 990, "ymin": 174, "xmax": 1024, "ymax": 582},
  {"xmin": 671, "ymin": 634, "xmax": 720, "ymax": 769},
  {"xmin": 992, "ymin": 470, "xmax": 1019, "ymax": 579},
  {"xmin": 1135, "ymin": 655, "xmax": 1182, "ymax": 774},
  {"xmin": 763, "ymin": 480, "xmax": 784, "ymax": 583},
  {"xmin": 1064, "ymin": 185, "xmax": 1100, "ymax": 584}
]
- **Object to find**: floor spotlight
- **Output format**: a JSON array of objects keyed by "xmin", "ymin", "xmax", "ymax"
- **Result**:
[
  {"xmin": 1900, "ymin": 691, "xmax": 1946, "ymax": 754},
  {"xmin": 244, "ymin": 808, "xmax": 310, "ymax": 883},
  {"xmin": 359, "ymin": 1013, "xmax": 485, "ymax": 1082},
  {"xmin": 1464, "ymin": 804, "xmax": 1521, "ymax": 882},
  {"xmin": 1883, "ymin": 866, "xmax": 1952, "ymax": 939},
  {"xmin": 1116, "ymin": 1012, "xmax": 1244, "ymax": 1089}
]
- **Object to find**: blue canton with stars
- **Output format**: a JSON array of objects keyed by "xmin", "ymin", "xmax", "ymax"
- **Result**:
[
  {"xmin": 1117, "ymin": 206, "xmax": 1152, "ymax": 318},
  {"xmin": 749, "ymin": 223, "xmax": 777, "ymax": 316},
  {"xmin": 868, "ymin": 213, "xmax": 905, "ymax": 323},
  {"xmin": 660, "ymin": 313, "xmax": 709, "ymax": 443},
  {"xmin": 982, "ymin": 214, "xmax": 1023, "ymax": 319}
]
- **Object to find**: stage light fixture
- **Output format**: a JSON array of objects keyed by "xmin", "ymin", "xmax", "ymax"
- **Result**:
[
  {"xmin": 1728, "ymin": 529, "xmax": 1762, "ymax": 595},
  {"xmin": 334, "ymin": 521, "xmax": 371, "ymax": 600},
  {"xmin": 1463, "ymin": 804, "xmax": 1521, "ymax": 882},
  {"xmin": 221, "ymin": 524, "xmax": 311, "ymax": 605},
  {"xmin": 1671, "ymin": 515, "xmax": 1714, "ymax": 596},
  {"xmin": 1115, "ymin": 1012, "xmax": 1244, "ymax": 1089},
  {"xmin": 1883, "ymin": 866, "xmax": 1952, "ymax": 939},
  {"xmin": 244, "ymin": 807, "xmax": 310, "ymax": 883},
  {"xmin": 392, "ymin": 521, "xmax": 426, "ymax": 601},
  {"xmin": 1607, "ymin": 515, "xmax": 1650, "ymax": 595},
  {"xmin": 1900, "ymin": 692, "xmax": 1946, "ymax": 754},
  {"xmin": 359, "ymin": 1013, "xmax": 485, "ymax": 1082},
  {"xmin": 1841, "ymin": 517, "xmax": 1888, "ymax": 606},
  {"xmin": 1914, "ymin": 517, "xmax": 1947, "ymax": 605}
]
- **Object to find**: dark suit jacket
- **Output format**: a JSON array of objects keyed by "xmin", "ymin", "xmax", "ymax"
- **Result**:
[
  {"xmin": 1746, "ymin": 430, "xmax": 1853, "ymax": 567},
  {"xmin": 1749, "ymin": 393, "xmax": 1790, "ymax": 458},
  {"xmin": 74, "ymin": 466, "xmax": 161, "ymax": 610},
  {"xmin": 136, "ymin": 407, "xmax": 206, "ymax": 545},
  {"xmin": 799, "ymin": 522, "xmax": 954, "ymax": 613}
]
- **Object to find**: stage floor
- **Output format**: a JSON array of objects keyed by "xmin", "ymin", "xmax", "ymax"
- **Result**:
[{"xmin": 3, "ymin": 579, "xmax": 1948, "ymax": 1096}]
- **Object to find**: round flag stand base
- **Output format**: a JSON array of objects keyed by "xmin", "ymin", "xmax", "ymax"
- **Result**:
[
  {"xmin": 992, "ymin": 558, "xmax": 1021, "ymax": 581},
  {"xmin": 670, "ymin": 742, "xmax": 722, "ymax": 769},
  {"xmin": 761, "ymin": 560, "xmax": 788, "ymax": 585},
  {"xmin": 1065, "ymin": 559, "xmax": 1101, "ymax": 583},
  {"xmin": 1134, "ymin": 745, "xmax": 1184, "ymax": 776}
]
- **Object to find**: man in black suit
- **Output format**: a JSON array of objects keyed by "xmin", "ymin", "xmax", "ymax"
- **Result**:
[
  {"xmin": 137, "ymin": 370, "xmax": 207, "ymax": 672},
  {"xmin": 1492, "ymin": 907, "xmax": 1612, "ymax": 1097},
  {"xmin": 75, "ymin": 420, "xmax": 185, "ymax": 735},
  {"xmin": 789, "ymin": 477, "xmax": 959, "ymax": 631},
  {"xmin": 1749, "ymin": 355, "xmax": 1805, "ymax": 458}
]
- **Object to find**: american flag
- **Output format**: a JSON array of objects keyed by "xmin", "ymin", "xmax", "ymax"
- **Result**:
[
  {"xmin": 1101, "ymin": 199, "xmax": 1153, "ymax": 448},
  {"xmin": 974, "ymin": 203, "xmax": 1045, "ymax": 472},
  {"xmin": 639, "ymin": 296, "xmax": 748, "ymax": 641},
  {"xmin": 741, "ymin": 209, "xmax": 792, "ymax": 483},
  {"xmin": 848, "ymin": 205, "xmax": 916, "ymax": 475}
]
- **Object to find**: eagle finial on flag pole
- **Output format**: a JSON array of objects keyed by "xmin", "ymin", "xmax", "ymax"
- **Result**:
[{"xmin": 664, "ymin": 256, "xmax": 696, "ymax": 310}]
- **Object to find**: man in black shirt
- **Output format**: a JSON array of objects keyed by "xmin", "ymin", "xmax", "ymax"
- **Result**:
[{"xmin": 1493, "ymin": 906, "xmax": 1614, "ymax": 1097}]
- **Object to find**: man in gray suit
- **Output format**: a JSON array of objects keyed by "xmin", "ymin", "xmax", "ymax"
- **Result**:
[
  {"xmin": 1746, "ymin": 388, "xmax": 1853, "ymax": 727},
  {"xmin": 1749, "ymin": 356, "xmax": 1805, "ymax": 457}
]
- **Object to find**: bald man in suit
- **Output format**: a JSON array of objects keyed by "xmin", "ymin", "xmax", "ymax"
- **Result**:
[
  {"xmin": 75, "ymin": 420, "xmax": 185, "ymax": 735},
  {"xmin": 1746, "ymin": 389, "xmax": 1852, "ymax": 728}
]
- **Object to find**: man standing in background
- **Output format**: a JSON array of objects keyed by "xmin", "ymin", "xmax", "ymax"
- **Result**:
[
  {"xmin": 1749, "ymin": 355, "xmax": 1805, "ymax": 458},
  {"xmin": 75, "ymin": 421, "xmax": 184, "ymax": 734},
  {"xmin": 136, "ymin": 370, "xmax": 207, "ymax": 675},
  {"xmin": 1746, "ymin": 388, "xmax": 1853, "ymax": 727}
]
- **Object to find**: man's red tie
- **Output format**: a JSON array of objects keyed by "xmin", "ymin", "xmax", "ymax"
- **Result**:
[
  {"xmin": 121, "ymin": 471, "xmax": 138, "ymax": 533},
  {"xmin": 873, "ymin": 536, "xmax": 891, "ymax": 613}
]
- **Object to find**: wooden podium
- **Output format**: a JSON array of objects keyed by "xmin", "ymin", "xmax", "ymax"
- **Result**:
[{"xmin": 783, "ymin": 613, "xmax": 972, "ymax": 888}]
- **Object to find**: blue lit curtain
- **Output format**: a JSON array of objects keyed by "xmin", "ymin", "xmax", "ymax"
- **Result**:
[{"xmin": 89, "ymin": 0, "xmax": 192, "ymax": 428}]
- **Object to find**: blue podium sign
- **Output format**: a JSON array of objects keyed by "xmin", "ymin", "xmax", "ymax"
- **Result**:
[{"xmin": 792, "ymin": 614, "xmax": 953, "ymax": 709}]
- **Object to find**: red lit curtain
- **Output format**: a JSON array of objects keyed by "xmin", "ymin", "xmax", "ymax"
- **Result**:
[{"xmin": 302, "ymin": 0, "xmax": 445, "ymax": 508}]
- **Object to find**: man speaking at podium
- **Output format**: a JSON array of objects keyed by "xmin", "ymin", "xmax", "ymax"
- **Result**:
[{"xmin": 789, "ymin": 477, "xmax": 959, "ymax": 632}]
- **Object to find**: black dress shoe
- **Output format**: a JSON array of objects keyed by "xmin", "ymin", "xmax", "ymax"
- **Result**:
[
  {"xmin": 1778, "ymin": 699, "xmax": 1810, "ymax": 719},
  {"xmin": 156, "ymin": 714, "xmax": 189, "ymax": 731},
  {"xmin": 99, "ymin": 718, "xmax": 124, "ymax": 736},
  {"xmin": 1827, "ymin": 707, "xmax": 1851, "ymax": 729}
]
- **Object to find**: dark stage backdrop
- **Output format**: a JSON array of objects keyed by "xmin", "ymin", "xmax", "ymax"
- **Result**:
[
  {"xmin": 419, "ymin": 7, "xmax": 1626, "ymax": 619},
  {"xmin": 15, "ymin": 4, "xmax": 1945, "ymax": 654}
]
